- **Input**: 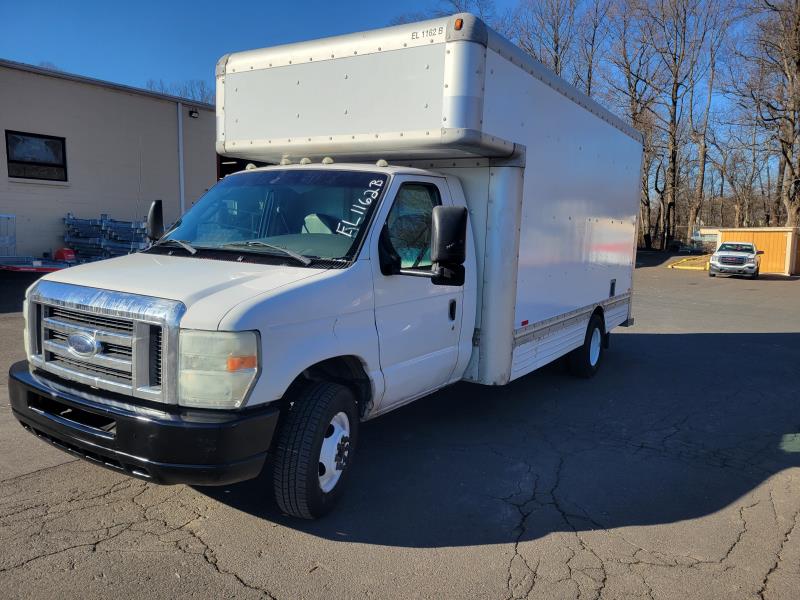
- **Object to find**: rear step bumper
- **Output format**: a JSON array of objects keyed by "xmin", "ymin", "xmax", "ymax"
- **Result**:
[{"xmin": 8, "ymin": 361, "xmax": 280, "ymax": 486}]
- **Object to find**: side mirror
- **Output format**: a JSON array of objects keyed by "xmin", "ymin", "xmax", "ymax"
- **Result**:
[
  {"xmin": 146, "ymin": 200, "xmax": 164, "ymax": 241},
  {"xmin": 431, "ymin": 206, "xmax": 467, "ymax": 286},
  {"xmin": 757, "ymin": 250, "xmax": 764, "ymax": 255},
  {"xmin": 378, "ymin": 224, "xmax": 401, "ymax": 276},
  {"xmin": 431, "ymin": 206, "xmax": 468, "ymax": 264}
]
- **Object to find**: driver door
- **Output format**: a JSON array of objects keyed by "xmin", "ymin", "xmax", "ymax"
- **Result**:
[{"xmin": 370, "ymin": 176, "xmax": 464, "ymax": 412}]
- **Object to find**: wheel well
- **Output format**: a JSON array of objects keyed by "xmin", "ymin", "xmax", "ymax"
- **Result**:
[
  {"xmin": 591, "ymin": 306, "xmax": 610, "ymax": 348},
  {"xmin": 284, "ymin": 356, "xmax": 372, "ymax": 418},
  {"xmin": 591, "ymin": 306, "xmax": 606, "ymax": 332}
]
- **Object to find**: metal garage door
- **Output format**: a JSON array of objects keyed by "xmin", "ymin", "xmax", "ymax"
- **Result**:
[{"xmin": 719, "ymin": 230, "xmax": 787, "ymax": 274}]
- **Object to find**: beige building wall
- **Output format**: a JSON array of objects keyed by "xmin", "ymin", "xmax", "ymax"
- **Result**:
[
  {"xmin": 0, "ymin": 63, "xmax": 216, "ymax": 257},
  {"xmin": 181, "ymin": 108, "xmax": 216, "ymax": 209}
]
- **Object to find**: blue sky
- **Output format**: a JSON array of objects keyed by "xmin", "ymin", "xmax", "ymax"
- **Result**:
[{"xmin": 0, "ymin": 1, "xmax": 513, "ymax": 90}]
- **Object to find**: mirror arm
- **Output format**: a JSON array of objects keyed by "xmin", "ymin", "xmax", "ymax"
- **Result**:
[{"xmin": 399, "ymin": 269, "xmax": 435, "ymax": 278}]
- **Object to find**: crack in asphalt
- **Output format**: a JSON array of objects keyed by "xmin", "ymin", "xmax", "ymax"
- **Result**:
[
  {"xmin": 0, "ymin": 476, "xmax": 280, "ymax": 599},
  {"xmin": 0, "ymin": 458, "xmax": 80, "ymax": 485},
  {"xmin": 187, "ymin": 525, "xmax": 278, "ymax": 600},
  {"xmin": 757, "ymin": 507, "xmax": 800, "ymax": 599},
  {"xmin": 482, "ymin": 402, "xmax": 795, "ymax": 600},
  {"xmin": 494, "ymin": 453, "xmax": 538, "ymax": 600}
]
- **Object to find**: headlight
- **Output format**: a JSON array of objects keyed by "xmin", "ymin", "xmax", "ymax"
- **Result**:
[
  {"xmin": 710, "ymin": 255, "xmax": 719, "ymax": 264},
  {"xmin": 745, "ymin": 255, "xmax": 755, "ymax": 264},
  {"xmin": 178, "ymin": 330, "xmax": 260, "ymax": 409}
]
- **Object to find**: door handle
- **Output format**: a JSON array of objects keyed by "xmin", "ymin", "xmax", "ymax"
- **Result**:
[{"xmin": 449, "ymin": 299, "xmax": 457, "ymax": 321}]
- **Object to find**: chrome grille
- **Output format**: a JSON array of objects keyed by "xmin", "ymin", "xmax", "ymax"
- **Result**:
[
  {"xmin": 26, "ymin": 281, "xmax": 185, "ymax": 404},
  {"xmin": 48, "ymin": 306, "xmax": 134, "ymax": 333},
  {"xmin": 720, "ymin": 256, "xmax": 745, "ymax": 265},
  {"xmin": 45, "ymin": 328, "xmax": 133, "ymax": 373},
  {"xmin": 42, "ymin": 307, "xmax": 136, "ymax": 384},
  {"xmin": 150, "ymin": 327, "xmax": 163, "ymax": 387},
  {"xmin": 51, "ymin": 355, "xmax": 133, "ymax": 383}
]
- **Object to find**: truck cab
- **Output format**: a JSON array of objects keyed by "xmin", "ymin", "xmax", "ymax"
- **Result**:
[{"xmin": 9, "ymin": 162, "xmax": 475, "ymax": 517}]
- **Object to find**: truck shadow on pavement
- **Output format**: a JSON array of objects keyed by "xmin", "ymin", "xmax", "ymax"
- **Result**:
[{"xmin": 199, "ymin": 331, "xmax": 800, "ymax": 547}]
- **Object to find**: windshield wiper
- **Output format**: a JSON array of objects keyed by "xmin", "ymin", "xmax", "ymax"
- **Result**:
[
  {"xmin": 152, "ymin": 238, "xmax": 197, "ymax": 255},
  {"xmin": 220, "ymin": 241, "xmax": 311, "ymax": 266}
]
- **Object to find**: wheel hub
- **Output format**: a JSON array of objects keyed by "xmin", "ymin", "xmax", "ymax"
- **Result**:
[
  {"xmin": 589, "ymin": 327, "xmax": 601, "ymax": 366},
  {"xmin": 318, "ymin": 411, "xmax": 351, "ymax": 493},
  {"xmin": 335, "ymin": 436, "xmax": 350, "ymax": 470}
]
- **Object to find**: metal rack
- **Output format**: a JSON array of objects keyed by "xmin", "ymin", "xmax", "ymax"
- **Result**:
[{"xmin": 64, "ymin": 213, "xmax": 148, "ymax": 260}]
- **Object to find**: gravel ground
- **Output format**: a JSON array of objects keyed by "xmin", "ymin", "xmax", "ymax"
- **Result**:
[{"xmin": 1, "ymin": 260, "xmax": 799, "ymax": 599}]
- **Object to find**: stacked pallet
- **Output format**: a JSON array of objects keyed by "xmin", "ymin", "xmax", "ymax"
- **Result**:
[{"xmin": 64, "ymin": 213, "xmax": 148, "ymax": 260}]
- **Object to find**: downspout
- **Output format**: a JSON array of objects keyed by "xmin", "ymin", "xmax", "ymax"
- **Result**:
[{"xmin": 177, "ymin": 101, "xmax": 185, "ymax": 215}]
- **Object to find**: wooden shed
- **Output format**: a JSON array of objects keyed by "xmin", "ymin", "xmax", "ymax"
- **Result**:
[{"xmin": 717, "ymin": 227, "xmax": 800, "ymax": 275}]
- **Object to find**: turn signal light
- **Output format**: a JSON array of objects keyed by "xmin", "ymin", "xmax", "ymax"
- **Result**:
[
  {"xmin": 227, "ymin": 355, "xmax": 258, "ymax": 371},
  {"xmin": 455, "ymin": 18, "xmax": 464, "ymax": 30}
]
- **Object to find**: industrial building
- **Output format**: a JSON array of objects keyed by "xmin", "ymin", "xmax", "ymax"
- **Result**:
[{"xmin": 0, "ymin": 59, "xmax": 216, "ymax": 258}]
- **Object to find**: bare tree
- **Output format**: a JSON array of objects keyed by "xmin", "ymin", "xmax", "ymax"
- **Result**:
[
  {"xmin": 644, "ymin": 0, "xmax": 713, "ymax": 249},
  {"xmin": 575, "ymin": 0, "xmax": 611, "ymax": 97},
  {"xmin": 146, "ymin": 79, "xmax": 214, "ymax": 104},
  {"xmin": 604, "ymin": 0, "xmax": 665, "ymax": 247},
  {"xmin": 737, "ymin": 0, "xmax": 800, "ymax": 225},
  {"xmin": 37, "ymin": 61, "xmax": 62, "ymax": 72},
  {"xmin": 513, "ymin": 0, "xmax": 578, "ymax": 78},
  {"xmin": 390, "ymin": 0, "xmax": 499, "ymax": 25},
  {"xmin": 684, "ymin": 4, "xmax": 730, "ymax": 242}
]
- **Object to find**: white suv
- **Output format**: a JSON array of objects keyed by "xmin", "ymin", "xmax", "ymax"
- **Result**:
[{"xmin": 709, "ymin": 241, "xmax": 763, "ymax": 279}]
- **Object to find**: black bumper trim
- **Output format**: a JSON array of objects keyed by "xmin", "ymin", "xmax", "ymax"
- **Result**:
[{"xmin": 8, "ymin": 361, "xmax": 280, "ymax": 486}]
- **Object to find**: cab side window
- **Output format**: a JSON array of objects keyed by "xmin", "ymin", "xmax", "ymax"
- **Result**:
[{"xmin": 385, "ymin": 183, "xmax": 441, "ymax": 271}]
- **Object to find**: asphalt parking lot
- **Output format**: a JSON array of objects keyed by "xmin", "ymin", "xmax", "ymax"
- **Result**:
[{"xmin": 1, "ymin": 259, "xmax": 799, "ymax": 600}]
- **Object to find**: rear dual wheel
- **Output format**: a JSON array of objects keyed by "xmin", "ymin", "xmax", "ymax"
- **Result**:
[{"xmin": 568, "ymin": 314, "xmax": 605, "ymax": 378}]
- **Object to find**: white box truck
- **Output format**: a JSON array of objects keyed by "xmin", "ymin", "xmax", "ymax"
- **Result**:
[{"xmin": 9, "ymin": 14, "xmax": 642, "ymax": 518}]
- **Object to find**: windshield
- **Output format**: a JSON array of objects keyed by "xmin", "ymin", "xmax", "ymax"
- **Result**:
[
  {"xmin": 718, "ymin": 243, "xmax": 754, "ymax": 253},
  {"xmin": 161, "ymin": 169, "xmax": 389, "ymax": 262}
]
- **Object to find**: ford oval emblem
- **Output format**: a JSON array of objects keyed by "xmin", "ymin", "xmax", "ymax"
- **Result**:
[{"xmin": 67, "ymin": 332, "xmax": 101, "ymax": 358}]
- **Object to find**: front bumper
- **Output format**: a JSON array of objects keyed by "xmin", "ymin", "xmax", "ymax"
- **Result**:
[
  {"xmin": 8, "ymin": 361, "xmax": 280, "ymax": 486},
  {"xmin": 709, "ymin": 263, "xmax": 757, "ymax": 275}
]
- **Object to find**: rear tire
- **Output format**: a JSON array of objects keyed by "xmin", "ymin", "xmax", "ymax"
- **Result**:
[
  {"xmin": 568, "ymin": 313, "xmax": 605, "ymax": 378},
  {"xmin": 272, "ymin": 382, "xmax": 359, "ymax": 519}
]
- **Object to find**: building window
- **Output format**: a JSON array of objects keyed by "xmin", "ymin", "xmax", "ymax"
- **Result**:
[{"xmin": 5, "ymin": 130, "xmax": 67, "ymax": 181}]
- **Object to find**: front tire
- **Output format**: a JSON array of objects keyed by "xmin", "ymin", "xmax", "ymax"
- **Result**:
[
  {"xmin": 752, "ymin": 269, "xmax": 759, "ymax": 279},
  {"xmin": 272, "ymin": 382, "xmax": 359, "ymax": 519},
  {"xmin": 568, "ymin": 314, "xmax": 605, "ymax": 378}
]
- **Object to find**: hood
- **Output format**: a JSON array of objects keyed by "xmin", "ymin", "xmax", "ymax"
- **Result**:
[
  {"xmin": 42, "ymin": 253, "xmax": 327, "ymax": 329},
  {"xmin": 715, "ymin": 251, "xmax": 754, "ymax": 258}
]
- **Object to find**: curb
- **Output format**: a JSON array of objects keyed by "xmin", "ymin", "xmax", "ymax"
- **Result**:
[{"xmin": 668, "ymin": 256, "xmax": 710, "ymax": 271}]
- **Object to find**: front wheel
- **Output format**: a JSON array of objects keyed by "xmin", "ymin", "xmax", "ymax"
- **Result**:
[
  {"xmin": 272, "ymin": 382, "xmax": 359, "ymax": 519},
  {"xmin": 568, "ymin": 314, "xmax": 605, "ymax": 378},
  {"xmin": 752, "ymin": 269, "xmax": 760, "ymax": 279}
]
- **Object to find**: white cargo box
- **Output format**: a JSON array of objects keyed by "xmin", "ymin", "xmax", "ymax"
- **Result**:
[
  {"xmin": 217, "ymin": 14, "xmax": 643, "ymax": 387},
  {"xmin": 216, "ymin": 14, "xmax": 640, "ymax": 163}
]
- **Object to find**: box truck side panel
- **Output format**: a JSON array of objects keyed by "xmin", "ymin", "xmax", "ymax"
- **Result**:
[
  {"xmin": 481, "ymin": 48, "xmax": 640, "ymax": 380},
  {"xmin": 483, "ymin": 49, "xmax": 639, "ymax": 316}
]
